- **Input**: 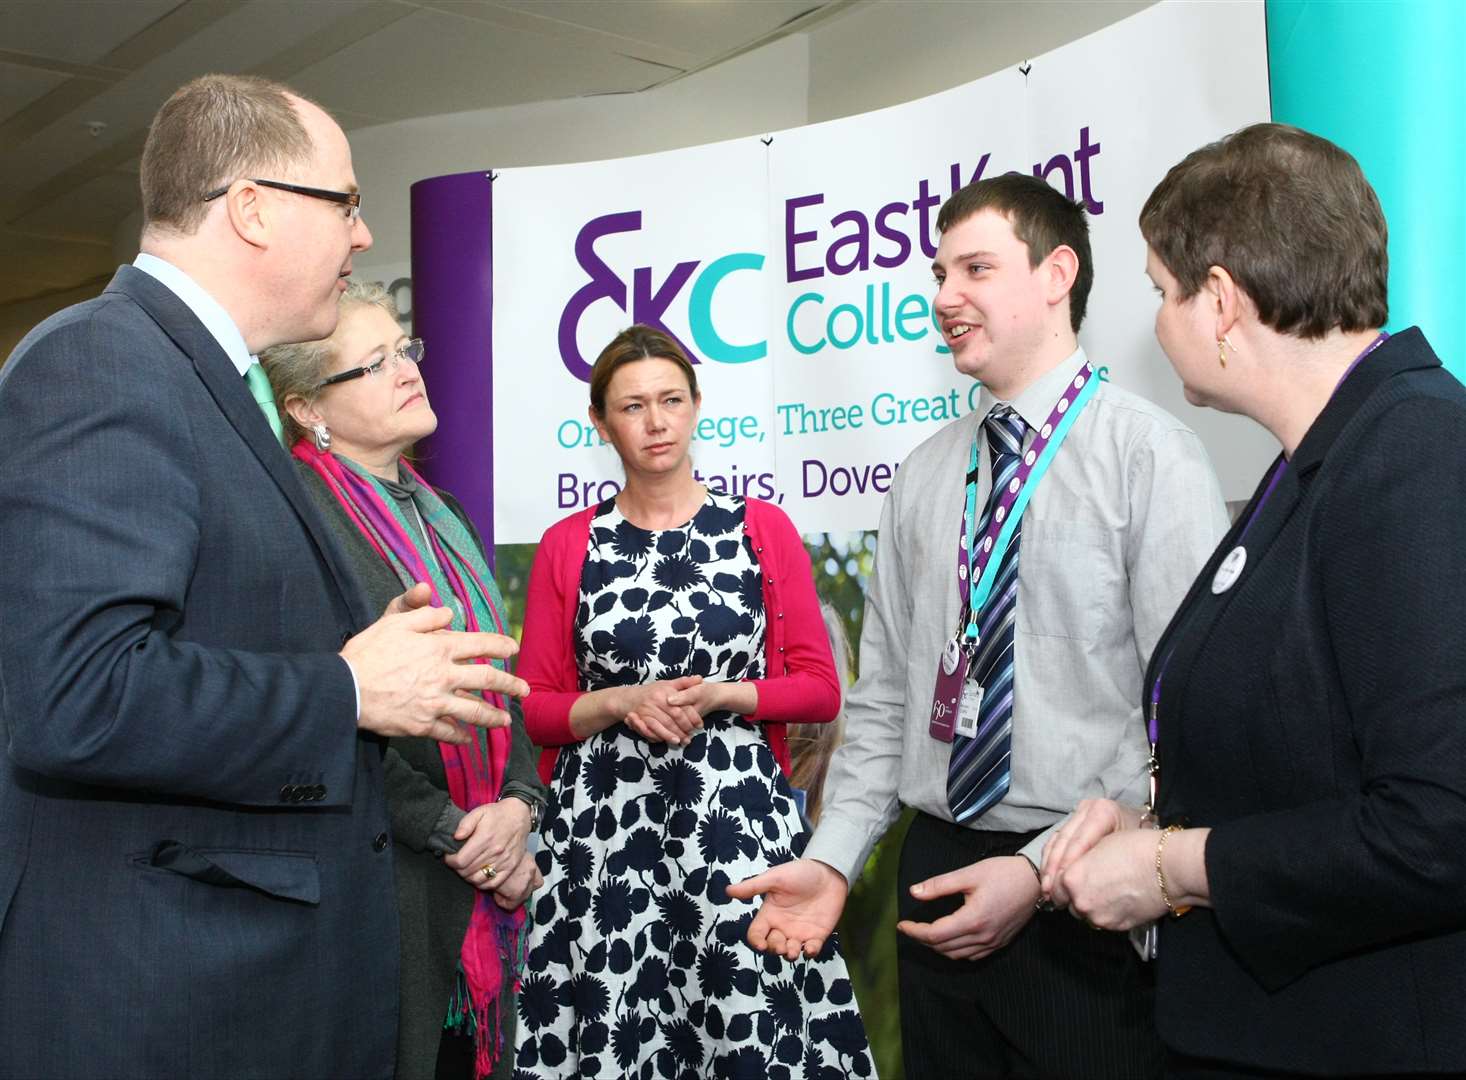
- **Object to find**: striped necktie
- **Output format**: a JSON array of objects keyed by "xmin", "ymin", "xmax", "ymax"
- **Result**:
[
  {"xmin": 245, "ymin": 361, "xmax": 284, "ymax": 443},
  {"xmin": 948, "ymin": 404, "xmax": 1026, "ymax": 822}
]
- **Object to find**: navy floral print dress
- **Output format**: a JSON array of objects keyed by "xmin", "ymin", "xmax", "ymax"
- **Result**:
[{"xmin": 514, "ymin": 492, "xmax": 875, "ymax": 1079}]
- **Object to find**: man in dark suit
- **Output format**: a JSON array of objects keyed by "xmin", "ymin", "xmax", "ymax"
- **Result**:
[{"xmin": 0, "ymin": 75, "xmax": 526, "ymax": 1079}]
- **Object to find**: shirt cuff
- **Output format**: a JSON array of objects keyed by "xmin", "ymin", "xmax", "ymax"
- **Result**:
[
  {"xmin": 1018, "ymin": 819, "xmax": 1064, "ymax": 870},
  {"xmin": 803, "ymin": 815, "xmax": 876, "ymax": 887},
  {"xmin": 340, "ymin": 654, "xmax": 361, "ymax": 720}
]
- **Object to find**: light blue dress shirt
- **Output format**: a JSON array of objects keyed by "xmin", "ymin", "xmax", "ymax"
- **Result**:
[{"xmin": 133, "ymin": 252, "xmax": 255, "ymax": 376}]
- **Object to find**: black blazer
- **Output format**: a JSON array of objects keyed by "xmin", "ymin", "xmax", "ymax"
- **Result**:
[
  {"xmin": 1148, "ymin": 328, "xmax": 1466, "ymax": 1074},
  {"xmin": 0, "ymin": 267, "xmax": 398, "ymax": 1079}
]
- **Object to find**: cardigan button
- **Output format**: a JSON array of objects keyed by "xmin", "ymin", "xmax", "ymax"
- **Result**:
[
  {"xmin": 777, "ymin": 612, "xmax": 784, "ymax": 619},
  {"xmin": 778, "ymin": 646, "xmax": 785, "ymax": 653}
]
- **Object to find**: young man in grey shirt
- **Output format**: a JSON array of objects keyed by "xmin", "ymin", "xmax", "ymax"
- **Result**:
[{"xmin": 731, "ymin": 174, "xmax": 1228, "ymax": 1078}]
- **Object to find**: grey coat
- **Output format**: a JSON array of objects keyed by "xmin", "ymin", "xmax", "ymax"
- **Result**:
[{"xmin": 298, "ymin": 463, "xmax": 545, "ymax": 1080}]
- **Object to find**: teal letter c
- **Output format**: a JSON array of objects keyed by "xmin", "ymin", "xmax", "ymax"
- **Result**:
[{"xmin": 688, "ymin": 252, "xmax": 767, "ymax": 363}]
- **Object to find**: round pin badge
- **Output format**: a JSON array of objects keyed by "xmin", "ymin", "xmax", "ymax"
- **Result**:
[{"xmin": 1211, "ymin": 546, "xmax": 1247, "ymax": 595}]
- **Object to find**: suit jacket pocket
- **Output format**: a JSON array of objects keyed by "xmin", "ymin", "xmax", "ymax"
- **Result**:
[{"xmin": 136, "ymin": 840, "xmax": 321, "ymax": 904}]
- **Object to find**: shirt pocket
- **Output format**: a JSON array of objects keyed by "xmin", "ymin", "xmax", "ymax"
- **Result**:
[{"xmin": 1015, "ymin": 518, "xmax": 1121, "ymax": 642}]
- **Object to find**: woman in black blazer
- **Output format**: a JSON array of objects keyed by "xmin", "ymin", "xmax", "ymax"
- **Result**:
[{"xmin": 1040, "ymin": 123, "xmax": 1466, "ymax": 1077}]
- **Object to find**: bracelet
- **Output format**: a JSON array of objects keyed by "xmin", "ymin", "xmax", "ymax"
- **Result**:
[
  {"xmin": 1155, "ymin": 824, "xmax": 1191, "ymax": 918},
  {"xmin": 1017, "ymin": 853, "xmax": 1052, "ymax": 912}
]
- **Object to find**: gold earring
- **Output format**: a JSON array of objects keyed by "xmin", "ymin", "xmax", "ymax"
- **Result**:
[{"xmin": 1217, "ymin": 339, "xmax": 1228, "ymax": 368}]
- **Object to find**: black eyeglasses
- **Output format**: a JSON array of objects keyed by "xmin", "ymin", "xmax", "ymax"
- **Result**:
[
  {"xmin": 315, "ymin": 339, "xmax": 425, "ymax": 391},
  {"xmin": 203, "ymin": 178, "xmax": 362, "ymax": 222}
]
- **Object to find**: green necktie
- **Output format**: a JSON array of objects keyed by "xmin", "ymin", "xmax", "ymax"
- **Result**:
[{"xmin": 244, "ymin": 361, "xmax": 284, "ymax": 443}]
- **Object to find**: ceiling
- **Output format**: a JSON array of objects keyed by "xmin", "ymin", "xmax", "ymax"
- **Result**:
[{"xmin": 0, "ymin": 0, "xmax": 843, "ymax": 308}]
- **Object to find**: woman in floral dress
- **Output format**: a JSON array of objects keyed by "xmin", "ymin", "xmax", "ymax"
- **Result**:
[{"xmin": 514, "ymin": 325, "xmax": 875, "ymax": 1079}]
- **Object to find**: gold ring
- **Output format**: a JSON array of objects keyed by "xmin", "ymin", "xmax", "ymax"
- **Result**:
[{"xmin": 480, "ymin": 864, "xmax": 497, "ymax": 880}]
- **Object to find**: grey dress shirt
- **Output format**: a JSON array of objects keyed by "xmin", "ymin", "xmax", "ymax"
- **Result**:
[{"xmin": 805, "ymin": 348, "xmax": 1229, "ymax": 879}]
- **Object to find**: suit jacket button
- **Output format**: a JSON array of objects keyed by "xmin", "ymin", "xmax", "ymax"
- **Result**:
[
  {"xmin": 339, "ymin": 630, "xmax": 352, "ymax": 647},
  {"xmin": 372, "ymin": 831, "xmax": 389, "ymax": 852},
  {"xmin": 279, "ymin": 784, "xmax": 295, "ymax": 802}
]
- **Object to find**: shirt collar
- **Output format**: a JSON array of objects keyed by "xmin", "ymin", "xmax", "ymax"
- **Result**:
[
  {"xmin": 975, "ymin": 346, "xmax": 1088, "ymax": 432},
  {"xmin": 133, "ymin": 252, "xmax": 255, "ymax": 377}
]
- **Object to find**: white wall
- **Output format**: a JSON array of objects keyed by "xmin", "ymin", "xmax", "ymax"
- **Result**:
[
  {"xmin": 344, "ymin": 0, "xmax": 1155, "ymax": 279},
  {"xmin": 807, "ymin": 0, "xmax": 1153, "ymax": 124},
  {"xmin": 67, "ymin": 1, "xmax": 1155, "ymax": 331},
  {"xmin": 0, "ymin": 279, "xmax": 112, "ymax": 366},
  {"xmin": 348, "ymin": 32, "xmax": 812, "ymax": 279}
]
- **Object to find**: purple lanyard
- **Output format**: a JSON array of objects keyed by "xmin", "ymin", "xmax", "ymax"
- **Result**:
[
  {"xmin": 1145, "ymin": 332, "xmax": 1389, "ymax": 798},
  {"xmin": 954, "ymin": 363, "xmax": 1098, "ymax": 633}
]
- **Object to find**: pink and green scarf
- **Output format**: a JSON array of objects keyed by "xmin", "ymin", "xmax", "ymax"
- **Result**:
[{"xmin": 294, "ymin": 440, "xmax": 528, "ymax": 1079}]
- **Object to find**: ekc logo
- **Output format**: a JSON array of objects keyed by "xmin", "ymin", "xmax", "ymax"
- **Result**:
[{"xmin": 556, "ymin": 211, "xmax": 764, "ymax": 381}]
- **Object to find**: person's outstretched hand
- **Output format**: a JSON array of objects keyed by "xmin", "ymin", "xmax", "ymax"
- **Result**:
[{"xmin": 726, "ymin": 858, "xmax": 849, "ymax": 960}]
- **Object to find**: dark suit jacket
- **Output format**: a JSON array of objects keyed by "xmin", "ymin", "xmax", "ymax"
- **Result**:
[
  {"xmin": 0, "ymin": 266, "xmax": 398, "ymax": 1079},
  {"xmin": 298, "ymin": 463, "xmax": 544, "ymax": 1080},
  {"xmin": 1149, "ymin": 328, "xmax": 1466, "ymax": 1074}
]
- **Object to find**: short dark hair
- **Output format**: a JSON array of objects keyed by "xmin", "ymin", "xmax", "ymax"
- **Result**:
[
  {"xmin": 936, "ymin": 172, "xmax": 1094, "ymax": 332},
  {"xmin": 588, "ymin": 325, "xmax": 699, "ymax": 416},
  {"xmin": 1140, "ymin": 123, "xmax": 1388, "ymax": 339},
  {"xmin": 140, "ymin": 74, "xmax": 318, "ymax": 235}
]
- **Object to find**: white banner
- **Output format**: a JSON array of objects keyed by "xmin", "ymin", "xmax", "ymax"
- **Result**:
[{"xmin": 492, "ymin": 0, "xmax": 1271, "ymax": 543}]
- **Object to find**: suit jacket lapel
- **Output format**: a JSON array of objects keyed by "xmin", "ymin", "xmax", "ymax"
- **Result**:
[
  {"xmin": 1147, "ymin": 330, "xmax": 1440, "ymax": 722},
  {"xmin": 107, "ymin": 267, "xmax": 373, "ymax": 628},
  {"xmin": 1292, "ymin": 327, "xmax": 1438, "ymax": 479}
]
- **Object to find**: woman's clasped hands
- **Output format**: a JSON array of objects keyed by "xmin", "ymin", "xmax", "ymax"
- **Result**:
[
  {"xmin": 617, "ymin": 674, "xmax": 705, "ymax": 745},
  {"xmin": 1040, "ymin": 798, "xmax": 1166, "ymax": 931},
  {"xmin": 445, "ymin": 798, "xmax": 542, "ymax": 909},
  {"xmin": 622, "ymin": 676, "xmax": 760, "ymax": 745}
]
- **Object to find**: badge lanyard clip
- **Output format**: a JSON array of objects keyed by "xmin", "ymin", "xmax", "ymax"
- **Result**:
[{"xmin": 929, "ymin": 363, "xmax": 1099, "ymax": 742}]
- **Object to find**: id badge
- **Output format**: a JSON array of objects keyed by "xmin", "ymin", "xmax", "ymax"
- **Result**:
[
  {"xmin": 928, "ymin": 637, "xmax": 970, "ymax": 742},
  {"xmin": 955, "ymin": 679, "xmax": 984, "ymax": 739}
]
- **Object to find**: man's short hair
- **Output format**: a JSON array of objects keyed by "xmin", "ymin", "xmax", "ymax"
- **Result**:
[
  {"xmin": 936, "ymin": 173, "xmax": 1094, "ymax": 333},
  {"xmin": 1140, "ymin": 123, "xmax": 1388, "ymax": 339},
  {"xmin": 140, "ymin": 74, "xmax": 318, "ymax": 235}
]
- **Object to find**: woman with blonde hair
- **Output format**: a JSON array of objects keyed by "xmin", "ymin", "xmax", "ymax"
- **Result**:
[{"xmin": 263, "ymin": 283, "xmax": 545, "ymax": 1080}]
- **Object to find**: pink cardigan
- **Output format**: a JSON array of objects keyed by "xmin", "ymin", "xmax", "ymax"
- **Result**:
[{"xmin": 518, "ymin": 497, "xmax": 840, "ymax": 783}]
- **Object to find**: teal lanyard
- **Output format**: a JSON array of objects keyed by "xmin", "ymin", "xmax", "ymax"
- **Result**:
[{"xmin": 962, "ymin": 362, "xmax": 1100, "ymax": 641}]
